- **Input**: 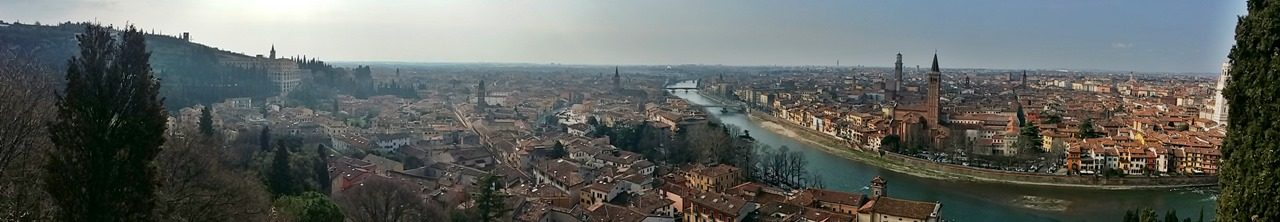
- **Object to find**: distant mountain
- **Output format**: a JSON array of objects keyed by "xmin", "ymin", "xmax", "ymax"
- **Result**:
[{"xmin": 0, "ymin": 21, "xmax": 278, "ymax": 111}]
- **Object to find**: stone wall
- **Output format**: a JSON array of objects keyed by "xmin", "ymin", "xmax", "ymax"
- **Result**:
[{"xmin": 880, "ymin": 152, "xmax": 1218, "ymax": 187}]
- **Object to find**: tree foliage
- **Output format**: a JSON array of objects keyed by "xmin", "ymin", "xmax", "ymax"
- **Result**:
[
  {"xmin": 548, "ymin": 141, "xmax": 567, "ymax": 159},
  {"xmin": 1121, "ymin": 207, "xmax": 1195, "ymax": 222},
  {"xmin": 44, "ymin": 24, "xmax": 167, "ymax": 222},
  {"xmin": 0, "ymin": 22, "xmax": 280, "ymax": 111},
  {"xmin": 260, "ymin": 125, "xmax": 271, "ymax": 151},
  {"xmin": 881, "ymin": 135, "xmax": 902, "ymax": 153},
  {"xmin": 268, "ymin": 137, "xmax": 303, "ymax": 197},
  {"xmin": 0, "ymin": 46, "xmax": 56, "ymax": 222},
  {"xmin": 1078, "ymin": 119, "xmax": 1103, "ymax": 139},
  {"xmin": 754, "ymin": 145, "xmax": 822, "ymax": 189},
  {"xmin": 155, "ymin": 132, "xmax": 271, "ymax": 221},
  {"xmin": 473, "ymin": 174, "xmax": 511, "ymax": 222},
  {"xmin": 336, "ymin": 177, "xmax": 446, "ymax": 222},
  {"xmin": 199, "ymin": 104, "xmax": 215, "ymax": 136},
  {"xmin": 1016, "ymin": 123, "xmax": 1045, "ymax": 154},
  {"xmin": 314, "ymin": 144, "xmax": 331, "ymax": 195},
  {"xmin": 1218, "ymin": 1, "xmax": 1280, "ymax": 220},
  {"xmin": 275, "ymin": 191, "xmax": 344, "ymax": 222}
]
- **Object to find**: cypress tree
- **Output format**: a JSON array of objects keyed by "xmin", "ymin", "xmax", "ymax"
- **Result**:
[
  {"xmin": 1164, "ymin": 209, "xmax": 1179, "ymax": 222},
  {"xmin": 199, "ymin": 104, "xmax": 214, "ymax": 136},
  {"xmin": 260, "ymin": 125, "xmax": 271, "ymax": 151},
  {"xmin": 474, "ymin": 174, "xmax": 511, "ymax": 222},
  {"xmin": 549, "ymin": 141, "xmax": 566, "ymax": 159},
  {"xmin": 1219, "ymin": 0, "xmax": 1280, "ymax": 220},
  {"xmin": 269, "ymin": 139, "xmax": 295, "ymax": 197},
  {"xmin": 1198, "ymin": 207, "xmax": 1204, "ymax": 222},
  {"xmin": 44, "ymin": 25, "xmax": 167, "ymax": 222},
  {"xmin": 314, "ymin": 144, "xmax": 330, "ymax": 194}
]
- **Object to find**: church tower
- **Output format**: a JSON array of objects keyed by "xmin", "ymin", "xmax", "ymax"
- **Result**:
[
  {"xmin": 927, "ymin": 53, "xmax": 941, "ymax": 127},
  {"xmin": 269, "ymin": 45, "xmax": 276, "ymax": 59},
  {"xmin": 613, "ymin": 66, "xmax": 621, "ymax": 89},
  {"xmin": 889, "ymin": 53, "xmax": 903, "ymax": 101},
  {"xmin": 1214, "ymin": 61, "xmax": 1231, "ymax": 125},
  {"xmin": 870, "ymin": 176, "xmax": 887, "ymax": 198},
  {"xmin": 1021, "ymin": 70, "xmax": 1027, "ymax": 88},
  {"xmin": 477, "ymin": 79, "xmax": 487, "ymax": 110}
]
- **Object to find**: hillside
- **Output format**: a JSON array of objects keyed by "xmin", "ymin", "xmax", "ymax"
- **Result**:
[{"xmin": 0, "ymin": 21, "xmax": 278, "ymax": 110}]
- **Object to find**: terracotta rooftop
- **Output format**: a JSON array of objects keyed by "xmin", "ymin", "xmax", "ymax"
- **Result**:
[
  {"xmin": 808, "ymin": 188, "xmax": 866, "ymax": 206},
  {"xmin": 692, "ymin": 164, "xmax": 740, "ymax": 178},
  {"xmin": 858, "ymin": 196, "xmax": 939, "ymax": 219}
]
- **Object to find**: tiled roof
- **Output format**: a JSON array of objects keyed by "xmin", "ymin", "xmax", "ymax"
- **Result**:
[{"xmin": 859, "ymin": 197, "xmax": 939, "ymax": 219}]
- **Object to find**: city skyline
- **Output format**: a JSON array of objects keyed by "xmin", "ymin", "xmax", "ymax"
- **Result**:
[{"xmin": 0, "ymin": 0, "xmax": 1245, "ymax": 73}]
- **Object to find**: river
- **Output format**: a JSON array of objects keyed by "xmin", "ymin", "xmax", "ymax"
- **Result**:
[{"xmin": 666, "ymin": 81, "xmax": 1217, "ymax": 222}]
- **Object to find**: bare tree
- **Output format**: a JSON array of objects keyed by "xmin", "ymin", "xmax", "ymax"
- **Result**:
[
  {"xmin": 0, "ymin": 50, "xmax": 56, "ymax": 221},
  {"xmin": 754, "ymin": 145, "xmax": 819, "ymax": 189},
  {"xmin": 155, "ymin": 131, "xmax": 272, "ymax": 222},
  {"xmin": 0, "ymin": 50, "xmax": 54, "ymax": 171},
  {"xmin": 336, "ymin": 177, "xmax": 446, "ymax": 222}
]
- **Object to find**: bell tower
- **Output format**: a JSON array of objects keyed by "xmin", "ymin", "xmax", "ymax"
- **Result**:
[
  {"xmin": 613, "ymin": 66, "xmax": 621, "ymax": 89},
  {"xmin": 927, "ymin": 53, "xmax": 941, "ymax": 127},
  {"xmin": 871, "ymin": 176, "xmax": 887, "ymax": 198}
]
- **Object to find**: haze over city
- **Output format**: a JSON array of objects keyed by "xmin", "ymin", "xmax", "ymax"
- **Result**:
[
  {"xmin": 6, "ymin": 1, "xmax": 1280, "ymax": 221},
  {"xmin": 0, "ymin": 0, "xmax": 1245, "ymax": 73}
]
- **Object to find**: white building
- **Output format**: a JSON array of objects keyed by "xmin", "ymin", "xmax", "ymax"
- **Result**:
[{"xmin": 218, "ymin": 46, "xmax": 305, "ymax": 95}]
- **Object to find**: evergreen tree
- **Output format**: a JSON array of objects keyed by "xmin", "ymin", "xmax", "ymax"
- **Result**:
[
  {"xmin": 1138, "ymin": 208, "xmax": 1157, "ymax": 222},
  {"xmin": 275, "ymin": 191, "xmax": 344, "ymax": 222},
  {"xmin": 260, "ymin": 125, "xmax": 271, "ymax": 151},
  {"xmin": 1219, "ymin": 1, "xmax": 1280, "ymax": 220},
  {"xmin": 1164, "ymin": 209, "xmax": 1179, "ymax": 222},
  {"xmin": 473, "ymin": 174, "xmax": 511, "ymax": 222},
  {"xmin": 1017, "ymin": 123, "xmax": 1045, "ymax": 153},
  {"xmin": 199, "ymin": 104, "xmax": 215, "ymax": 136},
  {"xmin": 1078, "ymin": 118, "xmax": 1103, "ymax": 139},
  {"xmin": 881, "ymin": 135, "xmax": 902, "ymax": 153},
  {"xmin": 44, "ymin": 25, "xmax": 167, "ymax": 222},
  {"xmin": 549, "ymin": 141, "xmax": 567, "ymax": 159},
  {"xmin": 314, "ymin": 144, "xmax": 331, "ymax": 194},
  {"xmin": 1198, "ymin": 207, "xmax": 1204, "ymax": 222},
  {"xmin": 269, "ymin": 139, "xmax": 295, "ymax": 197}
]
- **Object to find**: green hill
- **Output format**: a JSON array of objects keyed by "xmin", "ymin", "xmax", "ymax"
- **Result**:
[{"xmin": 0, "ymin": 21, "xmax": 278, "ymax": 110}]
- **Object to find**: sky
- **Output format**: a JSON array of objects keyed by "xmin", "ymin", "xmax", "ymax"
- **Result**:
[{"xmin": 0, "ymin": 0, "xmax": 1247, "ymax": 73}]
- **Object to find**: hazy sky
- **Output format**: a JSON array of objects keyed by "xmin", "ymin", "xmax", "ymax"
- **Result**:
[{"xmin": 0, "ymin": 0, "xmax": 1246, "ymax": 73}]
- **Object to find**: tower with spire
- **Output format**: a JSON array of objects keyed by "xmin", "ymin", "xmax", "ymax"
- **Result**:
[
  {"xmin": 927, "ymin": 53, "xmax": 941, "ymax": 127},
  {"xmin": 269, "ymin": 45, "xmax": 276, "ymax": 59},
  {"xmin": 612, "ymin": 66, "xmax": 621, "ymax": 89},
  {"xmin": 1021, "ymin": 70, "xmax": 1027, "ymax": 88}
]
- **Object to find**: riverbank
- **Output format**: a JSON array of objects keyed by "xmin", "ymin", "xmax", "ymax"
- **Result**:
[
  {"xmin": 671, "ymin": 85, "xmax": 1217, "ymax": 220},
  {"xmin": 745, "ymin": 111, "xmax": 1218, "ymax": 190},
  {"xmin": 685, "ymin": 88, "xmax": 1217, "ymax": 189}
]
